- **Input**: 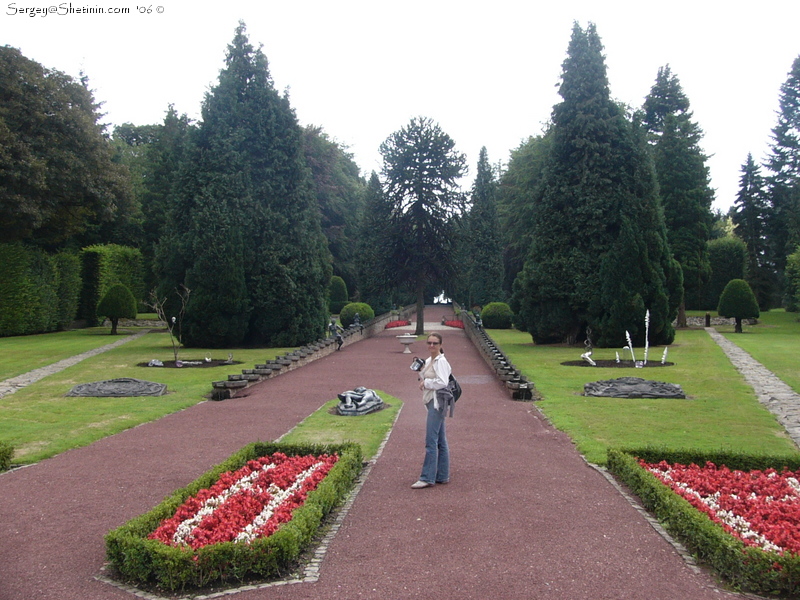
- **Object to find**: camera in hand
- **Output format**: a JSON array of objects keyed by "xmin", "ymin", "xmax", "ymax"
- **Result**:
[{"xmin": 410, "ymin": 357, "xmax": 424, "ymax": 371}]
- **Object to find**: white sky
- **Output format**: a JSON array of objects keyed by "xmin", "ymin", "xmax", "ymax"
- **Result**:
[{"xmin": 3, "ymin": 0, "xmax": 799, "ymax": 211}]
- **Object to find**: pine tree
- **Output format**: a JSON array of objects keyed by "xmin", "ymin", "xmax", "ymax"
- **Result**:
[
  {"xmin": 765, "ymin": 55, "xmax": 800, "ymax": 285},
  {"xmin": 463, "ymin": 147, "xmax": 504, "ymax": 306},
  {"xmin": 512, "ymin": 23, "xmax": 679, "ymax": 347},
  {"xmin": 379, "ymin": 117, "xmax": 467, "ymax": 333},
  {"xmin": 156, "ymin": 23, "xmax": 330, "ymax": 347},
  {"xmin": 732, "ymin": 154, "xmax": 774, "ymax": 308},
  {"xmin": 643, "ymin": 65, "xmax": 714, "ymax": 320}
]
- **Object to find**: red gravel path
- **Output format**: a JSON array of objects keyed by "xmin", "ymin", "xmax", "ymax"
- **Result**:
[{"xmin": 0, "ymin": 305, "xmax": 740, "ymax": 600}]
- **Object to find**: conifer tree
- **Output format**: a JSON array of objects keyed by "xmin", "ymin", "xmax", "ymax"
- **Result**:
[
  {"xmin": 643, "ymin": 66, "xmax": 714, "ymax": 319},
  {"xmin": 156, "ymin": 23, "xmax": 330, "ymax": 347},
  {"xmin": 512, "ymin": 23, "xmax": 680, "ymax": 347}
]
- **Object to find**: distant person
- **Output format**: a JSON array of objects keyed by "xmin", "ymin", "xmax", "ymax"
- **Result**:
[{"xmin": 411, "ymin": 332, "xmax": 452, "ymax": 489}]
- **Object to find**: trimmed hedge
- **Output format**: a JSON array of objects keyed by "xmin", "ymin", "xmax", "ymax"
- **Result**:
[
  {"xmin": 339, "ymin": 302, "xmax": 374, "ymax": 328},
  {"xmin": 0, "ymin": 441, "xmax": 13, "ymax": 471},
  {"xmin": 79, "ymin": 244, "xmax": 144, "ymax": 326},
  {"xmin": 608, "ymin": 447, "xmax": 800, "ymax": 596},
  {"xmin": 105, "ymin": 441, "xmax": 363, "ymax": 592},
  {"xmin": 481, "ymin": 302, "xmax": 514, "ymax": 329},
  {"xmin": 328, "ymin": 276, "xmax": 349, "ymax": 315}
]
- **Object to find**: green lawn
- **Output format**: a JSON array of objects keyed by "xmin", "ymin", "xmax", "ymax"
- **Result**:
[
  {"xmin": 1, "ymin": 330, "xmax": 295, "ymax": 464},
  {"xmin": 489, "ymin": 323, "xmax": 800, "ymax": 465}
]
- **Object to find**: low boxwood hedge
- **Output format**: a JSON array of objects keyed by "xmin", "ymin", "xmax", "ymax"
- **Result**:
[
  {"xmin": 105, "ymin": 441, "xmax": 363, "ymax": 592},
  {"xmin": 608, "ymin": 447, "xmax": 800, "ymax": 596}
]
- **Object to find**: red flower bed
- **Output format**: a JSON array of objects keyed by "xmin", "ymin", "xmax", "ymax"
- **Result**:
[
  {"xmin": 385, "ymin": 320, "xmax": 411, "ymax": 329},
  {"xmin": 444, "ymin": 320, "xmax": 464, "ymax": 329},
  {"xmin": 149, "ymin": 452, "xmax": 338, "ymax": 549},
  {"xmin": 642, "ymin": 459, "xmax": 800, "ymax": 554}
]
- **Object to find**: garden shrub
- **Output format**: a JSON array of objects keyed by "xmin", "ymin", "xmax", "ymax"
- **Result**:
[
  {"xmin": 97, "ymin": 284, "xmax": 138, "ymax": 335},
  {"xmin": 785, "ymin": 245, "xmax": 800, "ymax": 312},
  {"xmin": 0, "ymin": 441, "xmax": 13, "ymax": 471},
  {"xmin": 481, "ymin": 302, "xmax": 514, "ymax": 329},
  {"xmin": 54, "ymin": 252, "xmax": 81, "ymax": 330},
  {"xmin": 328, "ymin": 276, "xmax": 349, "ymax": 314},
  {"xmin": 339, "ymin": 302, "xmax": 374, "ymax": 328},
  {"xmin": 0, "ymin": 243, "xmax": 60, "ymax": 336},
  {"xmin": 608, "ymin": 447, "xmax": 800, "ymax": 596},
  {"xmin": 105, "ymin": 441, "xmax": 363, "ymax": 592},
  {"xmin": 717, "ymin": 279, "xmax": 760, "ymax": 333},
  {"xmin": 79, "ymin": 245, "xmax": 144, "ymax": 326}
]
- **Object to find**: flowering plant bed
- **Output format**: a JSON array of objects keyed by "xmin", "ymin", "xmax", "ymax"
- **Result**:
[
  {"xmin": 443, "ymin": 320, "xmax": 464, "ymax": 329},
  {"xmin": 105, "ymin": 441, "xmax": 362, "ymax": 592},
  {"xmin": 384, "ymin": 320, "xmax": 411, "ymax": 329},
  {"xmin": 608, "ymin": 448, "xmax": 800, "ymax": 596}
]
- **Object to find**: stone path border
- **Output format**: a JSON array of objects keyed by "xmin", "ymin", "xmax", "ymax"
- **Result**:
[
  {"xmin": 705, "ymin": 327, "xmax": 800, "ymax": 448},
  {"xmin": 0, "ymin": 331, "xmax": 149, "ymax": 400}
]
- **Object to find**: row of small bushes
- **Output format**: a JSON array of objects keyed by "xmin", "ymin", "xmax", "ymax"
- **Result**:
[
  {"xmin": 105, "ymin": 441, "xmax": 363, "ymax": 592},
  {"xmin": 607, "ymin": 447, "xmax": 800, "ymax": 596},
  {"xmin": 0, "ymin": 441, "xmax": 13, "ymax": 471},
  {"xmin": 0, "ymin": 243, "xmax": 81, "ymax": 336}
]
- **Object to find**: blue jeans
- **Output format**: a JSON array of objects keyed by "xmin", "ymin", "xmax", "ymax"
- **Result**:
[{"xmin": 420, "ymin": 401, "xmax": 449, "ymax": 483}]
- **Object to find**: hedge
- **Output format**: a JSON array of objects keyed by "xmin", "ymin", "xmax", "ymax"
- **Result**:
[
  {"xmin": 339, "ymin": 302, "xmax": 374, "ymax": 328},
  {"xmin": 607, "ymin": 447, "xmax": 800, "ymax": 596},
  {"xmin": 79, "ymin": 244, "xmax": 144, "ymax": 326},
  {"xmin": 105, "ymin": 441, "xmax": 363, "ymax": 592}
]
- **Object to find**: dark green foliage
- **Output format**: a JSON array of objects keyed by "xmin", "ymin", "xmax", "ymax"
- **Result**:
[
  {"xmin": 497, "ymin": 134, "xmax": 552, "ymax": 295},
  {"xmin": 53, "ymin": 252, "xmax": 81, "ymax": 330},
  {"xmin": 642, "ymin": 66, "xmax": 714, "ymax": 321},
  {"xmin": 97, "ymin": 283, "xmax": 137, "ymax": 335},
  {"xmin": 338, "ymin": 302, "xmax": 374, "ymax": 328},
  {"xmin": 765, "ymin": 55, "xmax": 800, "ymax": 281},
  {"xmin": 0, "ymin": 440, "xmax": 12, "ymax": 471},
  {"xmin": 79, "ymin": 244, "xmax": 144, "ymax": 326},
  {"xmin": 732, "ymin": 155, "xmax": 775, "ymax": 309},
  {"xmin": 379, "ymin": 117, "xmax": 467, "ymax": 334},
  {"xmin": 697, "ymin": 236, "xmax": 747, "ymax": 310},
  {"xmin": 302, "ymin": 126, "xmax": 366, "ymax": 297},
  {"xmin": 0, "ymin": 46, "xmax": 133, "ymax": 249},
  {"xmin": 156, "ymin": 23, "xmax": 330, "ymax": 348},
  {"xmin": 512, "ymin": 23, "xmax": 679, "ymax": 347},
  {"xmin": 460, "ymin": 148, "xmax": 504, "ymax": 306},
  {"xmin": 104, "ymin": 442, "xmax": 362, "ymax": 592},
  {"xmin": 481, "ymin": 302, "xmax": 513, "ymax": 329},
  {"xmin": 0, "ymin": 243, "xmax": 61, "ymax": 336},
  {"xmin": 786, "ymin": 246, "xmax": 800, "ymax": 312},
  {"xmin": 608, "ymin": 448, "xmax": 800, "ymax": 596},
  {"xmin": 328, "ymin": 276, "xmax": 349, "ymax": 314},
  {"xmin": 717, "ymin": 278, "xmax": 760, "ymax": 333}
]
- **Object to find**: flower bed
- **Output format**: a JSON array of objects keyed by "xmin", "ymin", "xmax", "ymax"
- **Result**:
[
  {"xmin": 608, "ymin": 448, "xmax": 800, "ymax": 596},
  {"xmin": 443, "ymin": 320, "xmax": 464, "ymax": 329},
  {"xmin": 106, "ymin": 441, "xmax": 362, "ymax": 592},
  {"xmin": 385, "ymin": 320, "xmax": 411, "ymax": 329}
]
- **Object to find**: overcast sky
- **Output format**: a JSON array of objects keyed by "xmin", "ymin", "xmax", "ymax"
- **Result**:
[{"xmin": 4, "ymin": 0, "xmax": 799, "ymax": 211}]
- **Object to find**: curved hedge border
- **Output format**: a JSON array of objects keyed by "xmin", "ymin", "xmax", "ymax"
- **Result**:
[
  {"xmin": 105, "ymin": 441, "xmax": 363, "ymax": 592},
  {"xmin": 607, "ymin": 447, "xmax": 800, "ymax": 596}
]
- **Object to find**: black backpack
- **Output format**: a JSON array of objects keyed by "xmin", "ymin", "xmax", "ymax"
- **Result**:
[{"xmin": 448, "ymin": 374, "xmax": 462, "ymax": 402}]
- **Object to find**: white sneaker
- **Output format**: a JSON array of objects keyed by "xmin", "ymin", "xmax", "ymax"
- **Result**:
[{"xmin": 411, "ymin": 480, "xmax": 433, "ymax": 489}]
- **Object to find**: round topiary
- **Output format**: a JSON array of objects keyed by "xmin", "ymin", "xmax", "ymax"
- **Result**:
[
  {"xmin": 481, "ymin": 302, "xmax": 514, "ymax": 329},
  {"xmin": 717, "ymin": 279, "xmax": 760, "ymax": 333},
  {"xmin": 97, "ymin": 283, "xmax": 137, "ymax": 335},
  {"xmin": 329, "ymin": 276, "xmax": 349, "ymax": 314},
  {"xmin": 339, "ymin": 302, "xmax": 374, "ymax": 328}
]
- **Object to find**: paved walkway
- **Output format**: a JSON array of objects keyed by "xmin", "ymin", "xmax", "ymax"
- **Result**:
[{"xmin": 1, "ymin": 309, "xmax": 788, "ymax": 600}]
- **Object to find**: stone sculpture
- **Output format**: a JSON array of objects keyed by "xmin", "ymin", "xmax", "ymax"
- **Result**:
[
  {"xmin": 584, "ymin": 377, "xmax": 685, "ymax": 399},
  {"xmin": 66, "ymin": 378, "xmax": 167, "ymax": 397},
  {"xmin": 336, "ymin": 387, "xmax": 383, "ymax": 416}
]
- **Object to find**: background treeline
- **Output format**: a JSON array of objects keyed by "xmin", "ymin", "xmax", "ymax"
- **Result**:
[{"xmin": 1, "ymin": 23, "xmax": 798, "ymax": 346}]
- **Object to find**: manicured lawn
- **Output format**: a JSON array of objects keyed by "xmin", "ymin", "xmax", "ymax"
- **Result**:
[
  {"xmin": 489, "ymin": 326, "xmax": 799, "ymax": 465},
  {"xmin": 1, "ymin": 331, "xmax": 295, "ymax": 464}
]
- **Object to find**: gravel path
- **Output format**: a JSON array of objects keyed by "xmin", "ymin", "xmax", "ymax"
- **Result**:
[{"xmin": 0, "ymin": 310, "xmax": 748, "ymax": 599}]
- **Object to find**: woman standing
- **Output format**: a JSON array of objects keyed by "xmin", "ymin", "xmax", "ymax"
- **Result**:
[{"xmin": 411, "ymin": 332, "xmax": 451, "ymax": 489}]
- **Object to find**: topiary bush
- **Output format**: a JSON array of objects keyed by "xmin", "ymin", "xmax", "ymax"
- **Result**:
[
  {"xmin": 717, "ymin": 279, "xmax": 760, "ymax": 333},
  {"xmin": 339, "ymin": 302, "xmax": 374, "ymax": 328},
  {"xmin": 328, "ymin": 276, "xmax": 349, "ymax": 314},
  {"xmin": 785, "ymin": 245, "xmax": 800, "ymax": 312},
  {"xmin": 481, "ymin": 302, "xmax": 514, "ymax": 329},
  {"xmin": 97, "ymin": 283, "xmax": 137, "ymax": 335}
]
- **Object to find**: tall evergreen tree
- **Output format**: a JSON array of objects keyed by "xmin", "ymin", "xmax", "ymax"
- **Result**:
[
  {"xmin": 379, "ymin": 117, "xmax": 467, "ymax": 333},
  {"xmin": 765, "ymin": 55, "xmax": 800, "ymax": 285},
  {"xmin": 732, "ymin": 154, "xmax": 773, "ymax": 308},
  {"xmin": 156, "ymin": 23, "xmax": 330, "ymax": 347},
  {"xmin": 512, "ymin": 23, "xmax": 680, "ymax": 347},
  {"xmin": 463, "ymin": 147, "xmax": 504, "ymax": 306},
  {"xmin": 643, "ymin": 65, "xmax": 714, "ymax": 320}
]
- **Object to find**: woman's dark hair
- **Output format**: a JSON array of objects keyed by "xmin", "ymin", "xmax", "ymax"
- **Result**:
[{"xmin": 427, "ymin": 332, "xmax": 443, "ymax": 354}]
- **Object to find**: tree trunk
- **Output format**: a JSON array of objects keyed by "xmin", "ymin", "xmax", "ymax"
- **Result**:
[
  {"xmin": 676, "ymin": 301, "xmax": 687, "ymax": 328},
  {"xmin": 734, "ymin": 317, "xmax": 743, "ymax": 333},
  {"xmin": 110, "ymin": 317, "xmax": 119, "ymax": 335},
  {"xmin": 415, "ymin": 283, "xmax": 425, "ymax": 336}
]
